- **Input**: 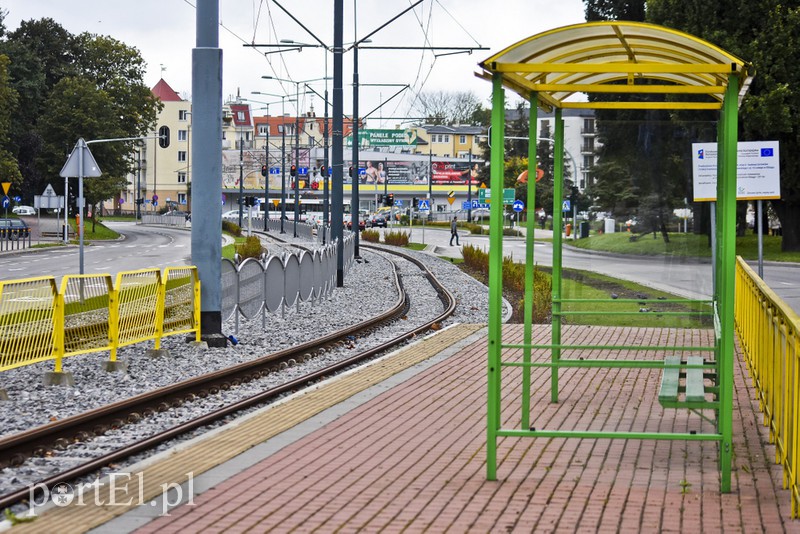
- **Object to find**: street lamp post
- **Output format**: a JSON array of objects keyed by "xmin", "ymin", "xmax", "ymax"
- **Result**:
[
  {"xmin": 262, "ymin": 76, "xmax": 330, "ymax": 238},
  {"xmin": 251, "ymin": 92, "xmax": 297, "ymax": 233}
]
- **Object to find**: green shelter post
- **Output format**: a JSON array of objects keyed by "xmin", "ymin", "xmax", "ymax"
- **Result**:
[
  {"xmin": 521, "ymin": 93, "xmax": 538, "ymax": 429},
  {"xmin": 550, "ymin": 109, "xmax": 564, "ymax": 402},
  {"xmin": 486, "ymin": 73, "xmax": 506, "ymax": 481}
]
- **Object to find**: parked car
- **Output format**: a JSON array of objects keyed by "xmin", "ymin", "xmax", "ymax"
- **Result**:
[
  {"xmin": 367, "ymin": 213, "xmax": 388, "ymax": 228},
  {"xmin": 12, "ymin": 205, "xmax": 35, "ymax": 215},
  {"xmin": 0, "ymin": 218, "xmax": 31, "ymax": 240},
  {"xmin": 344, "ymin": 215, "xmax": 365, "ymax": 231}
]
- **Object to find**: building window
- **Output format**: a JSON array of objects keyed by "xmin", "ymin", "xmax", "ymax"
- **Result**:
[
  {"xmin": 178, "ymin": 193, "xmax": 187, "ymax": 205},
  {"xmin": 459, "ymin": 135, "xmax": 466, "ymax": 144},
  {"xmin": 222, "ymin": 131, "xmax": 227, "ymax": 140},
  {"xmin": 583, "ymin": 155, "xmax": 593, "ymax": 169},
  {"xmin": 178, "ymin": 172, "xmax": 187, "ymax": 184},
  {"xmin": 178, "ymin": 130, "xmax": 187, "ymax": 141},
  {"xmin": 583, "ymin": 118, "xmax": 594, "ymax": 134},
  {"xmin": 237, "ymin": 111, "xmax": 245, "ymax": 122},
  {"xmin": 278, "ymin": 125, "xmax": 284, "ymax": 133},
  {"xmin": 444, "ymin": 135, "xmax": 450, "ymax": 142},
  {"xmin": 308, "ymin": 135, "xmax": 314, "ymax": 146},
  {"xmin": 259, "ymin": 124, "xmax": 269, "ymax": 135},
  {"xmin": 178, "ymin": 151, "xmax": 187, "ymax": 162},
  {"xmin": 179, "ymin": 110, "xmax": 189, "ymax": 121}
]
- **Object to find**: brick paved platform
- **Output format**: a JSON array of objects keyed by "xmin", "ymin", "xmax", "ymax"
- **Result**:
[{"xmin": 123, "ymin": 324, "xmax": 792, "ymax": 533}]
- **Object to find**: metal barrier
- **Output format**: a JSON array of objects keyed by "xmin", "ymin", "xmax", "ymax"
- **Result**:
[
  {"xmin": 735, "ymin": 256, "xmax": 800, "ymax": 517},
  {"xmin": 0, "ymin": 267, "xmax": 201, "ymax": 375},
  {"xmin": 221, "ymin": 235, "xmax": 355, "ymax": 334},
  {"xmin": 140, "ymin": 214, "xmax": 189, "ymax": 228},
  {"xmin": 0, "ymin": 228, "xmax": 32, "ymax": 251}
]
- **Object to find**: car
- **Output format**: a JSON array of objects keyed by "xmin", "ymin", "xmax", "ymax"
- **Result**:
[
  {"xmin": 0, "ymin": 218, "xmax": 31, "ymax": 240},
  {"xmin": 12, "ymin": 205, "xmax": 35, "ymax": 215},
  {"xmin": 367, "ymin": 214, "xmax": 388, "ymax": 228},
  {"xmin": 343, "ymin": 215, "xmax": 366, "ymax": 231}
]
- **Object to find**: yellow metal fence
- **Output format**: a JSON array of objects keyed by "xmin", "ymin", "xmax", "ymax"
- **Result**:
[
  {"xmin": 0, "ymin": 267, "xmax": 201, "ymax": 374},
  {"xmin": 735, "ymin": 256, "xmax": 800, "ymax": 517}
]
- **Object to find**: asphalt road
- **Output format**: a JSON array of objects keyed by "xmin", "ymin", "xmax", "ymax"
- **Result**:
[{"xmin": 0, "ymin": 221, "xmax": 191, "ymax": 283}]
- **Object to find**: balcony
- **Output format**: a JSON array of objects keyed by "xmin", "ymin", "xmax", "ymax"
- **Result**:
[{"xmin": 235, "ymin": 140, "xmax": 255, "ymax": 150}]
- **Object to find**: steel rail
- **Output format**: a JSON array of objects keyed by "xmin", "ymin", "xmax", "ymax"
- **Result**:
[{"xmin": 0, "ymin": 246, "xmax": 456, "ymax": 511}]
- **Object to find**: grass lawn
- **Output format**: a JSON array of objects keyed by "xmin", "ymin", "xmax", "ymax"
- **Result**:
[
  {"xmin": 222, "ymin": 235, "xmax": 248, "ymax": 260},
  {"xmin": 568, "ymin": 231, "xmax": 800, "ymax": 262},
  {"xmin": 555, "ymin": 267, "xmax": 711, "ymax": 328}
]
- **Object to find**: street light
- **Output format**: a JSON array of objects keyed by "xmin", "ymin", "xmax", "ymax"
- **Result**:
[
  {"xmin": 262, "ymin": 76, "xmax": 331, "ymax": 238},
  {"xmin": 252, "ymin": 91, "xmax": 297, "ymax": 234}
]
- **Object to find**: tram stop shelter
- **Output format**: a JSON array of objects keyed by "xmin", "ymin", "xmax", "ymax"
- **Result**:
[{"xmin": 477, "ymin": 22, "xmax": 753, "ymax": 492}]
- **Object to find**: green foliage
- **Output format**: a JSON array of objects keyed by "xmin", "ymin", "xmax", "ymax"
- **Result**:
[
  {"xmin": 222, "ymin": 220, "xmax": 241, "ymax": 237},
  {"xmin": 462, "ymin": 243, "xmax": 552, "ymax": 322},
  {"xmin": 236, "ymin": 236, "xmax": 264, "ymax": 261},
  {"xmin": 0, "ymin": 18, "xmax": 160, "ymax": 207},
  {"xmin": 384, "ymin": 230, "xmax": 410, "ymax": 246},
  {"xmin": 361, "ymin": 229, "xmax": 381, "ymax": 243}
]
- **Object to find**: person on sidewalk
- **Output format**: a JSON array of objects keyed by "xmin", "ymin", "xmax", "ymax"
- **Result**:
[{"xmin": 450, "ymin": 216, "xmax": 460, "ymax": 246}]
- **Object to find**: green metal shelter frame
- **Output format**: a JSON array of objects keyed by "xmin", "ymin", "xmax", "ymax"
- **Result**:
[{"xmin": 477, "ymin": 21, "xmax": 753, "ymax": 491}]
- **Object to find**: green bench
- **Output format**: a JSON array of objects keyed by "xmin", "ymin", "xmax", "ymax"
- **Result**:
[{"xmin": 658, "ymin": 355, "xmax": 706, "ymax": 407}]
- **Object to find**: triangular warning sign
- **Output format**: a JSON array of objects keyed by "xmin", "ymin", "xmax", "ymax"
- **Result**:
[
  {"xmin": 59, "ymin": 138, "xmax": 102, "ymax": 178},
  {"xmin": 42, "ymin": 184, "xmax": 57, "ymax": 196}
]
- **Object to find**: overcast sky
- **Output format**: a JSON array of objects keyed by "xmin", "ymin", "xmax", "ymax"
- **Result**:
[{"xmin": 3, "ymin": 1, "xmax": 586, "ymax": 127}]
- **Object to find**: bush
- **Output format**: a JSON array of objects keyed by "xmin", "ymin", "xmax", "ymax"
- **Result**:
[
  {"xmin": 464, "ymin": 223, "xmax": 485, "ymax": 235},
  {"xmin": 461, "ymin": 243, "xmax": 552, "ymax": 323},
  {"xmin": 236, "ymin": 235, "xmax": 264, "ymax": 260},
  {"xmin": 222, "ymin": 220, "xmax": 242, "ymax": 237},
  {"xmin": 361, "ymin": 229, "xmax": 381, "ymax": 243},
  {"xmin": 384, "ymin": 230, "xmax": 410, "ymax": 246}
]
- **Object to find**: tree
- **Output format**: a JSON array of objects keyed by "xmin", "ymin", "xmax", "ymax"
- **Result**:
[
  {"xmin": 0, "ymin": 54, "xmax": 21, "ymax": 189},
  {"xmin": 410, "ymin": 90, "xmax": 486, "ymax": 125},
  {"xmin": 647, "ymin": 0, "xmax": 800, "ymax": 251}
]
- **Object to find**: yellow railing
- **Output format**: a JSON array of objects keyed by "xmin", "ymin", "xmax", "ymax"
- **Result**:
[
  {"xmin": 0, "ymin": 267, "xmax": 201, "ymax": 374},
  {"xmin": 735, "ymin": 256, "xmax": 800, "ymax": 517}
]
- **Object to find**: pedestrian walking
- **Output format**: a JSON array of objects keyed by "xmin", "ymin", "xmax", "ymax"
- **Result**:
[{"xmin": 450, "ymin": 216, "xmax": 460, "ymax": 246}]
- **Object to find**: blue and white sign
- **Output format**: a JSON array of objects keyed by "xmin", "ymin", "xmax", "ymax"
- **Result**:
[
  {"xmin": 562, "ymin": 199, "xmax": 571, "ymax": 212},
  {"xmin": 418, "ymin": 199, "xmax": 430, "ymax": 211},
  {"xmin": 692, "ymin": 141, "xmax": 781, "ymax": 201},
  {"xmin": 512, "ymin": 199, "xmax": 525, "ymax": 213},
  {"xmin": 1, "ymin": 196, "xmax": 9, "ymax": 209},
  {"xmin": 298, "ymin": 167, "xmax": 309, "ymax": 176},
  {"xmin": 269, "ymin": 167, "xmax": 280, "ymax": 175},
  {"xmin": 13, "ymin": 196, "xmax": 21, "ymax": 203},
  {"xmin": 394, "ymin": 199, "xmax": 403, "ymax": 207}
]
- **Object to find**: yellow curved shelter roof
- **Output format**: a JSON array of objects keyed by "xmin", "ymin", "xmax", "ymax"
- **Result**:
[{"xmin": 478, "ymin": 21, "xmax": 753, "ymax": 111}]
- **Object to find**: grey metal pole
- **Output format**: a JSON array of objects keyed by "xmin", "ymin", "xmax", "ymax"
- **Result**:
[
  {"xmin": 323, "ymin": 82, "xmax": 329, "ymax": 244},
  {"xmin": 238, "ymin": 128, "xmax": 244, "ymax": 228},
  {"xmin": 280, "ymin": 101, "xmax": 287, "ymax": 233},
  {"xmin": 78, "ymin": 138, "xmax": 85, "ymax": 275},
  {"xmin": 264, "ymin": 103, "xmax": 270, "ymax": 232},
  {"xmin": 757, "ymin": 199, "xmax": 764, "ymax": 278},
  {"xmin": 351, "ymin": 44, "xmax": 360, "ymax": 256},
  {"xmin": 192, "ymin": 0, "xmax": 225, "ymax": 342},
  {"xmin": 467, "ymin": 149, "xmax": 472, "ymax": 222},
  {"xmin": 332, "ymin": 0, "xmax": 344, "ymax": 286},
  {"xmin": 137, "ymin": 148, "xmax": 142, "ymax": 221},
  {"xmin": 294, "ymin": 83, "xmax": 300, "ymax": 238}
]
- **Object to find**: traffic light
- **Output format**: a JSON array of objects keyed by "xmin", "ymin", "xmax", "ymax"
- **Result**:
[
  {"xmin": 158, "ymin": 126, "xmax": 170, "ymax": 148},
  {"xmin": 348, "ymin": 166, "xmax": 353, "ymax": 178},
  {"xmin": 320, "ymin": 165, "xmax": 327, "ymax": 177},
  {"xmin": 385, "ymin": 193, "xmax": 394, "ymax": 207},
  {"xmin": 290, "ymin": 165, "xmax": 297, "ymax": 177},
  {"xmin": 571, "ymin": 186, "xmax": 579, "ymax": 206},
  {"xmin": 378, "ymin": 195, "xmax": 384, "ymax": 206},
  {"xmin": 412, "ymin": 197, "xmax": 418, "ymax": 209},
  {"xmin": 261, "ymin": 165, "xmax": 267, "ymax": 177}
]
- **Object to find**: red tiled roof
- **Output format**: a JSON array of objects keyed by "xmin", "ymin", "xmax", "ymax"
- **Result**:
[{"xmin": 151, "ymin": 79, "xmax": 182, "ymax": 102}]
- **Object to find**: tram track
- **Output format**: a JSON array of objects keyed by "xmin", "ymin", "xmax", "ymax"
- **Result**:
[{"xmin": 0, "ymin": 246, "xmax": 456, "ymax": 512}]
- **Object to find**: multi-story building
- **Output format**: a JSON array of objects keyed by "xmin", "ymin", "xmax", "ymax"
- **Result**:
[{"xmin": 121, "ymin": 79, "xmax": 192, "ymax": 214}]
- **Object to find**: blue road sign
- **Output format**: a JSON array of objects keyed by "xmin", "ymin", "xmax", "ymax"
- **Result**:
[
  {"xmin": 513, "ymin": 199, "xmax": 525, "ymax": 213},
  {"xmin": 298, "ymin": 167, "xmax": 309, "ymax": 175},
  {"xmin": 13, "ymin": 196, "xmax": 21, "ymax": 203},
  {"xmin": 2, "ymin": 196, "xmax": 9, "ymax": 208},
  {"xmin": 462, "ymin": 201, "xmax": 470, "ymax": 210},
  {"xmin": 394, "ymin": 199, "xmax": 403, "ymax": 207},
  {"xmin": 418, "ymin": 199, "xmax": 430, "ymax": 211},
  {"xmin": 269, "ymin": 167, "xmax": 280, "ymax": 175},
  {"xmin": 562, "ymin": 199, "xmax": 571, "ymax": 212}
]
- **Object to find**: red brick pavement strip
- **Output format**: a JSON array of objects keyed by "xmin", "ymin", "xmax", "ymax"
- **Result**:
[{"xmin": 135, "ymin": 325, "xmax": 796, "ymax": 533}]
